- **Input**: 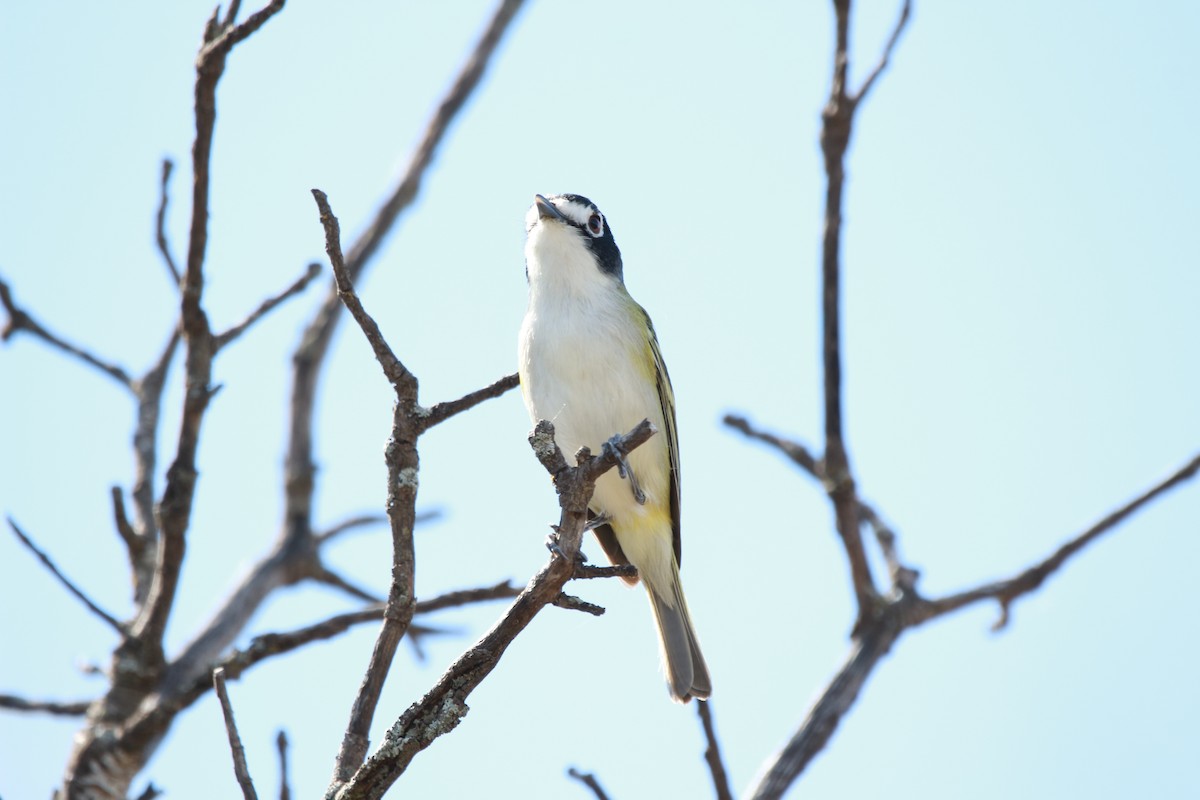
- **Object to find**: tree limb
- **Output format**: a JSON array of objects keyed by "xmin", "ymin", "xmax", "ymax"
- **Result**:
[
  {"xmin": 744, "ymin": 450, "xmax": 1200, "ymax": 798},
  {"xmin": 312, "ymin": 191, "xmax": 421, "ymax": 789},
  {"xmin": 330, "ymin": 419, "xmax": 656, "ymax": 800},
  {"xmin": 916, "ymin": 452, "xmax": 1200, "ymax": 630},
  {"xmin": 59, "ymin": 4, "xmax": 288, "ymax": 795}
]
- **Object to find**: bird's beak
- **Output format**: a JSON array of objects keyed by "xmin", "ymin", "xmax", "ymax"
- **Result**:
[{"xmin": 534, "ymin": 194, "xmax": 566, "ymax": 222}]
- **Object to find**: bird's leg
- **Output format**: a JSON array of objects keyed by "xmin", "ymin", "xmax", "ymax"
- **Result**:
[
  {"xmin": 583, "ymin": 512, "xmax": 610, "ymax": 533},
  {"xmin": 602, "ymin": 434, "xmax": 646, "ymax": 505}
]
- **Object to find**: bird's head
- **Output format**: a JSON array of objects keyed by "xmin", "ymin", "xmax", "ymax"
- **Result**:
[{"xmin": 524, "ymin": 193, "xmax": 624, "ymax": 288}]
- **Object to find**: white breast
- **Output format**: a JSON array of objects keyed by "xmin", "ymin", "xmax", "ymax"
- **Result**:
[{"xmin": 518, "ymin": 223, "xmax": 670, "ymax": 524}]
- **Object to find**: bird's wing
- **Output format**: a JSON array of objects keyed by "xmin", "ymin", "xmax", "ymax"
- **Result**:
[{"xmin": 645, "ymin": 310, "xmax": 682, "ymax": 567}]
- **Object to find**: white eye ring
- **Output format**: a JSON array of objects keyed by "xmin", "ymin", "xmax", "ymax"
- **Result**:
[{"xmin": 586, "ymin": 212, "xmax": 604, "ymax": 238}]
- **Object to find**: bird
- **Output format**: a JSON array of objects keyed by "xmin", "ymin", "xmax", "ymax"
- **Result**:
[{"xmin": 517, "ymin": 192, "xmax": 711, "ymax": 702}]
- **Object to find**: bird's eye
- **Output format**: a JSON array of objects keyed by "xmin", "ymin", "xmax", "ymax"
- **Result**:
[{"xmin": 587, "ymin": 213, "xmax": 603, "ymax": 237}]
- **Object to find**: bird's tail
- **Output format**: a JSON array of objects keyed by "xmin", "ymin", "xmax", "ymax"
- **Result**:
[{"xmin": 646, "ymin": 560, "xmax": 712, "ymax": 703}]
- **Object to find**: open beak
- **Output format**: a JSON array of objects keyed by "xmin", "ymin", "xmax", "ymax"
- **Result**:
[{"xmin": 534, "ymin": 194, "xmax": 566, "ymax": 222}]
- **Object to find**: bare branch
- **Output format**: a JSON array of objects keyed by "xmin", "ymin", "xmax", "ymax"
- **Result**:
[
  {"xmin": 7, "ymin": 518, "xmax": 124, "ymax": 634},
  {"xmin": 919, "ymin": 452, "xmax": 1200, "ymax": 629},
  {"xmin": 214, "ymin": 668, "xmax": 259, "ymax": 800},
  {"xmin": 567, "ymin": 767, "xmax": 611, "ymax": 800},
  {"xmin": 696, "ymin": 701, "xmax": 734, "ymax": 800},
  {"xmin": 552, "ymin": 593, "xmax": 605, "ymax": 616},
  {"xmin": 811, "ymin": 0, "xmax": 913, "ymax": 623},
  {"xmin": 723, "ymin": 414, "xmax": 818, "ymax": 474},
  {"xmin": 0, "ymin": 693, "xmax": 92, "ymax": 717},
  {"xmin": 111, "ymin": 486, "xmax": 141, "ymax": 562},
  {"xmin": 200, "ymin": 0, "xmax": 285, "ymax": 61},
  {"xmin": 133, "ymin": 0, "xmax": 288, "ymax": 662},
  {"xmin": 0, "ymin": 276, "xmax": 133, "ymax": 388},
  {"xmin": 724, "ymin": 414, "xmax": 912, "ymax": 588},
  {"xmin": 572, "ymin": 563, "xmax": 639, "ymax": 581},
  {"xmin": 314, "ymin": 189, "xmax": 422, "ymax": 789},
  {"xmin": 162, "ymin": 583, "xmax": 518, "ymax": 749},
  {"xmin": 421, "ymin": 372, "xmax": 521, "ymax": 431},
  {"xmin": 818, "ymin": 0, "xmax": 884, "ymax": 623},
  {"xmin": 746, "ymin": 613, "xmax": 902, "ymax": 800},
  {"xmin": 223, "ymin": 0, "xmax": 245, "ymax": 28},
  {"xmin": 747, "ymin": 450, "xmax": 1200, "ymax": 799},
  {"xmin": 340, "ymin": 0, "xmax": 528, "ymax": 282},
  {"xmin": 215, "ymin": 262, "xmax": 323, "ymax": 350},
  {"xmin": 155, "ymin": 158, "xmax": 182, "ymax": 286},
  {"xmin": 276, "ymin": 730, "xmax": 291, "ymax": 800},
  {"xmin": 130, "ymin": 327, "xmax": 181, "ymax": 555},
  {"xmin": 313, "ymin": 510, "xmax": 436, "ymax": 546},
  {"xmin": 315, "ymin": 514, "xmax": 390, "ymax": 544},
  {"xmin": 850, "ymin": 0, "xmax": 912, "ymax": 105},
  {"xmin": 61, "ymin": 6, "xmax": 288, "ymax": 795},
  {"xmin": 280, "ymin": 7, "xmax": 524, "ymax": 784},
  {"xmin": 414, "ymin": 581, "xmax": 523, "ymax": 614},
  {"xmin": 310, "ymin": 566, "xmax": 383, "ymax": 605},
  {"xmin": 331, "ymin": 419, "xmax": 656, "ymax": 799},
  {"xmin": 134, "ymin": 783, "xmax": 162, "ymax": 800},
  {"xmin": 311, "ymin": 190, "xmax": 415, "ymax": 392}
]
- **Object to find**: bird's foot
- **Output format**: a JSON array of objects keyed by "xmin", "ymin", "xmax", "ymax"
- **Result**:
[
  {"xmin": 545, "ymin": 528, "xmax": 587, "ymax": 564},
  {"xmin": 583, "ymin": 512, "xmax": 610, "ymax": 533},
  {"xmin": 602, "ymin": 434, "xmax": 646, "ymax": 505}
]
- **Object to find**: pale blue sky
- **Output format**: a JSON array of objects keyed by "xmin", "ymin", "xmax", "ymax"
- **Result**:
[{"xmin": 2, "ymin": 2, "xmax": 1198, "ymax": 798}]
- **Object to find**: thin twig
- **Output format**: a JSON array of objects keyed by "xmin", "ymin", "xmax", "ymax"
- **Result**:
[
  {"xmin": 414, "ymin": 581, "xmax": 523, "ymax": 613},
  {"xmin": 724, "ymin": 414, "xmax": 911, "ymax": 588},
  {"xmin": 567, "ymin": 767, "xmax": 611, "ymax": 800},
  {"xmin": 850, "ymin": 0, "xmax": 912, "ymax": 105},
  {"xmin": 134, "ymin": 783, "xmax": 162, "ymax": 800},
  {"xmin": 310, "ymin": 566, "xmax": 383, "ymax": 604},
  {"xmin": 312, "ymin": 190, "xmax": 414, "ymax": 392},
  {"xmin": 919, "ymin": 452, "xmax": 1200, "ymax": 629},
  {"xmin": 215, "ymin": 262, "xmax": 323, "ymax": 350},
  {"xmin": 552, "ymin": 593, "xmax": 606, "ymax": 616},
  {"xmin": 110, "ymin": 486, "xmax": 142, "ymax": 562},
  {"xmin": 315, "ymin": 514, "xmax": 389, "ymax": 544},
  {"xmin": 214, "ymin": 668, "xmax": 259, "ymax": 800},
  {"xmin": 155, "ymin": 158, "xmax": 182, "ymax": 286},
  {"xmin": 223, "ymin": 0, "xmax": 245, "ymax": 28},
  {"xmin": 0, "ymin": 276, "xmax": 133, "ymax": 388},
  {"xmin": 7, "ymin": 518, "xmax": 124, "ymax": 633},
  {"xmin": 276, "ymin": 730, "xmax": 291, "ymax": 800},
  {"xmin": 315, "ymin": 510, "xmax": 438, "ymax": 545},
  {"xmin": 697, "ymin": 701, "xmax": 734, "ymax": 800},
  {"xmin": 572, "ymin": 563, "xmax": 639, "ymax": 581},
  {"xmin": 0, "ymin": 693, "xmax": 92, "ymax": 716},
  {"xmin": 421, "ymin": 372, "xmax": 521, "ymax": 430}
]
